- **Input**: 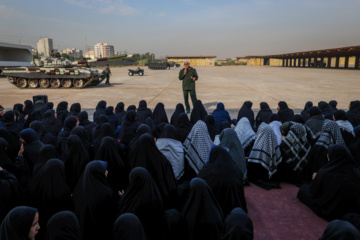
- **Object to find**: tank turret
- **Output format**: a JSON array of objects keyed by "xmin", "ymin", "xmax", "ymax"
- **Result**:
[{"xmin": 1, "ymin": 54, "xmax": 127, "ymax": 89}]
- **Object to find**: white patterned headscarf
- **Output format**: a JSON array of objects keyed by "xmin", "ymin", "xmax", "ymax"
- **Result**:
[
  {"xmin": 183, "ymin": 120, "xmax": 213, "ymax": 174},
  {"xmin": 156, "ymin": 138, "xmax": 185, "ymax": 180},
  {"xmin": 281, "ymin": 123, "xmax": 311, "ymax": 171},
  {"xmin": 248, "ymin": 122, "xmax": 282, "ymax": 179},
  {"xmin": 234, "ymin": 117, "xmax": 256, "ymax": 149},
  {"xmin": 269, "ymin": 120, "xmax": 282, "ymax": 145},
  {"xmin": 315, "ymin": 120, "xmax": 345, "ymax": 149}
]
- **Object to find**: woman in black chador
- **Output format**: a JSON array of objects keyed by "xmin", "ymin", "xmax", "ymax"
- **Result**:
[
  {"xmin": 190, "ymin": 100, "xmax": 208, "ymax": 125},
  {"xmin": 237, "ymin": 101, "xmax": 254, "ymax": 127},
  {"xmin": 197, "ymin": 146, "xmax": 247, "ymax": 217},
  {"xmin": 56, "ymin": 101, "xmax": 69, "ymax": 126},
  {"xmin": 170, "ymin": 103, "xmax": 185, "ymax": 125},
  {"xmin": 137, "ymin": 100, "xmax": 153, "ymax": 123},
  {"xmin": 2, "ymin": 111, "xmax": 23, "ymax": 134},
  {"xmin": 120, "ymin": 110, "xmax": 140, "ymax": 146},
  {"xmin": 128, "ymin": 133, "xmax": 178, "ymax": 209},
  {"xmin": 174, "ymin": 113, "xmax": 192, "ymax": 143},
  {"xmin": 204, "ymin": 115, "xmax": 218, "ymax": 141},
  {"xmin": 301, "ymin": 101, "xmax": 313, "ymax": 122},
  {"xmin": 46, "ymin": 211, "xmax": 81, "ymax": 240},
  {"xmin": 29, "ymin": 159, "xmax": 71, "ymax": 240},
  {"xmin": 113, "ymin": 213, "xmax": 148, "ymax": 240},
  {"xmin": 30, "ymin": 121, "xmax": 56, "ymax": 147},
  {"xmin": 71, "ymin": 126, "xmax": 94, "ymax": 160},
  {"xmin": 39, "ymin": 102, "xmax": 53, "ymax": 119},
  {"xmin": 92, "ymin": 122, "xmax": 116, "ymax": 155},
  {"xmin": 95, "ymin": 136, "xmax": 127, "ymax": 192},
  {"xmin": 0, "ymin": 138, "xmax": 18, "ymax": 176},
  {"xmin": 23, "ymin": 99, "xmax": 34, "ymax": 116},
  {"xmin": 298, "ymin": 144, "xmax": 360, "ymax": 221},
  {"xmin": 0, "ymin": 206, "xmax": 39, "ymax": 240},
  {"xmin": 69, "ymin": 103, "xmax": 81, "ymax": 117},
  {"xmin": 0, "ymin": 128, "xmax": 20, "ymax": 161},
  {"xmin": 318, "ymin": 101, "xmax": 333, "ymax": 120},
  {"xmin": 64, "ymin": 135, "xmax": 89, "ymax": 192},
  {"xmin": 319, "ymin": 220, "xmax": 360, "ymax": 240},
  {"xmin": 92, "ymin": 114, "xmax": 108, "ymax": 141},
  {"xmin": 255, "ymin": 102, "xmax": 273, "ymax": 130},
  {"xmin": 78, "ymin": 111, "xmax": 96, "ymax": 142},
  {"xmin": 118, "ymin": 167, "xmax": 166, "ymax": 240},
  {"xmin": 0, "ymin": 165, "xmax": 22, "ymax": 222},
  {"xmin": 105, "ymin": 106, "xmax": 119, "ymax": 130},
  {"xmin": 42, "ymin": 110, "xmax": 62, "ymax": 138},
  {"xmin": 221, "ymin": 208, "xmax": 253, "ymax": 240},
  {"xmin": 19, "ymin": 128, "xmax": 44, "ymax": 176},
  {"xmin": 115, "ymin": 102, "xmax": 126, "ymax": 125},
  {"xmin": 277, "ymin": 101, "xmax": 294, "ymax": 123},
  {"xmin": 180, "ymin": 178, "xmax": 224, "ymax": 240},
  {"xmin": 152, "ymin": 102, "xmax": 169, "ymax": 125},
  {"xmin": 347, "ymin": 100, "xmax": 360, "ymax": 127},
  {"xmin": 304, "ymin": 106, "xmax": 326, "ymax": 146},
  {"xmin": 73, "ymin": 161, "xmax": 116, "ymax": 240},
  {"xmin": 57, "ymin": 116, "xmax": 77, "ymax": 159},
  {"xmin": 93, "ymin": 100, "xmax": 106, "ymax": 123}
]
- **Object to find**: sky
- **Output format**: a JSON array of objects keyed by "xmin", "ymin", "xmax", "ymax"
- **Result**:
[{"xmin": 0, "ymin": 0, "xmax": 359, "ymax": 59}]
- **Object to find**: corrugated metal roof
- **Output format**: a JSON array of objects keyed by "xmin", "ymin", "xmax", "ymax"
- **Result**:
[{"xmin": 243, "ymin": 45, "xmax": 360, "ymax": 59}]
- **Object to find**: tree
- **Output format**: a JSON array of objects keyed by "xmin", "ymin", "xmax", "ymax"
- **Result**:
[
  {"xmin": 132, "ymin": 54, "xmax": 140, "ymax": 61},
  {"xmin": 61, "ymin": 53, "xmax": 70, "ymax": 59}
]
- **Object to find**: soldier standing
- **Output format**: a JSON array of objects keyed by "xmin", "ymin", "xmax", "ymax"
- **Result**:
[
  {"xmin": 105, "ymin": 64, "xmax": 112, "ymax": 85},
  {"xmin": 179, "ymin": 60, "xmax": 198, "ymax": 113}
]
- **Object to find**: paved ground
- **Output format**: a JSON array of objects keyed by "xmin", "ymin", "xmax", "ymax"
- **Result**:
[{"xmin": 1, "ymin": 66, "xmax": 359, "ymax": 119}]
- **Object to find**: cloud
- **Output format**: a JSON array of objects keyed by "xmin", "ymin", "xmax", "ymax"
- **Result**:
[
  {"xmin": 64, "ymin": 0, "xmax": 139, "ymax": 16},
  {"xmin": 0, "ymin": 5, "xmax": 26, "ymax": 19},
  {"xmin": 100, "ymin": 1, "xmax": 139, "ymax": 16},
  {"xmin": 64, "ymin": 0, "xmax": 92, "ymax": 8}
]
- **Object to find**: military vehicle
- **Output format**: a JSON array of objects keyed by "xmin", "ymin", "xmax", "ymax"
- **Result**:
[
  {"xmin": 128, "ymin": 68, "xmax": 144, "ymax": 76},
  {"xmin": 1, "ymin": 54, "xmax": 126, "ymax": 89},
  {"xmin": 148, "ymin": 59, "xmax": 170, "ymax": 70}
]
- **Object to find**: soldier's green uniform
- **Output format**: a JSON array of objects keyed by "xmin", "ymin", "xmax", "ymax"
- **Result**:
[
  {"xmin": 105, "ymin": 66, "xmax": 111, "ymax": 85},
  {"xmin": 179, "ymin": 67, "xmax": 198, "ymax": 113}
]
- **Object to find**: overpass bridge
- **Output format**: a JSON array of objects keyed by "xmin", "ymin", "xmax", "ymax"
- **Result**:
[{"xmin": 0, "ymin": 42, "xmax": 33, "ymax": 69}]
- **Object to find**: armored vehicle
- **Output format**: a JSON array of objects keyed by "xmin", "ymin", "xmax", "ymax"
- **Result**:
[
  {"xmin": 148, "ymin": 59, "xmax": 170, "ymax": 70},
  {"xmin": 1, "ymin": 54, "xmax": 126, "ymax": 89}
]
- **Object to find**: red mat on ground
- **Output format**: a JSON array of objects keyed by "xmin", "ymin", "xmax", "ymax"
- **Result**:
[{"xmin": 245, "ymin": 183, "xmax": 328, "ymax": 240}]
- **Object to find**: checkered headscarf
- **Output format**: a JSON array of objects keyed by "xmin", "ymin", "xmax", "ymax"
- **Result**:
[
  {"xmin": 248, "ymin": 122, "xmax": 282, "ymax": 178},
  {"xmin": 183, "ymin": 120, "xmax": 213, "ymax": 174}
]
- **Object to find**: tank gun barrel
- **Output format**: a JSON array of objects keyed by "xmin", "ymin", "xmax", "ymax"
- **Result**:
[{"xmin": 71, "ymin": 54, "xmax": 127, "ymax": 66}]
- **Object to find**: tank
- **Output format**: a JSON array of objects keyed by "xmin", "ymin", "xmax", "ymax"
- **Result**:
[
  {"xmin": 1, "ymin": 54, "xmax": 126, "ymax": 89},
  {"xmin": 148, "ymin": 59, "xmax": 170, "ymax": 70}
]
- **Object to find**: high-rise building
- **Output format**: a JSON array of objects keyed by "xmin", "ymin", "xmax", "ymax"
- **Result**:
[
  {"xmin": 37, "ymin": 38, "xmax": 53, "ymax": 57},
  {"xmin": 94, "ymin": 43, "xmax": 115, "ymax": 58}
]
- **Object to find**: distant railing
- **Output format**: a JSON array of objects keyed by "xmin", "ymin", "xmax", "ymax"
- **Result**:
[{"xmin": 90, "ymin": 61, "xmax": 136, "ymax": 67}]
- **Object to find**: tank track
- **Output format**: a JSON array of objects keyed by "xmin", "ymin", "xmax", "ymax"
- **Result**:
[{"xmin": 6, "ymin": 76, "xmax": 106, "ymax": 89}]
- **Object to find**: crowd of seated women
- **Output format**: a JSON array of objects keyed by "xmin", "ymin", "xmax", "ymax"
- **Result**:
[{"xmin": 0, "ymin": 98, "xmax": 359, "ymax": 239}]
